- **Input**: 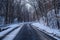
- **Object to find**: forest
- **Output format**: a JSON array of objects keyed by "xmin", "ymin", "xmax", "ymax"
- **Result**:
[{"xmin": 0, "ymin": 0, "xmax": 60, "ymax": 29}]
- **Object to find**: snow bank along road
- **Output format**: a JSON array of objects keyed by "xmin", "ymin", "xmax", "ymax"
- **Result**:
[
  {"xmin": 13, "ymin": 24, "xmax": 57, "ymax": 40},
  {"xmin": 1, "ymin": 23, "xmax": 23, "ymax": 40}
]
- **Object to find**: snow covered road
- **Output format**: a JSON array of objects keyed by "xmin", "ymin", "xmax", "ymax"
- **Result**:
[
  {"xmin": 13, "ymin": 24, "xmax": 57, "ymax": 40},
  {"xmin": 0, "ymin": 22, "xmax": 60, "ymax": 40}
]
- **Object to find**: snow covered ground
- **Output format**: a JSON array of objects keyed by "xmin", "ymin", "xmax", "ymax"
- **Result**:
[
  {"xmin": 2, "ymin": 24, "xmax": 23, "ymax": 40},
  {"xmin": 0, "ymin": 21, "xmax": 60, "ymax": 40},
  {"xmin": 32, "ymin": 22, "xmax": 60, "ymax": 40},
  {"xmin": 0, "ymin": 23, "xmax": 23, "ymax": 37}
]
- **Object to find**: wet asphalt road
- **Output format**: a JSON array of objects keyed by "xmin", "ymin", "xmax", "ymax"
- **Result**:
[{"xmin": 13, "ymin": 24, "xmax": 57, "ymax": 40}]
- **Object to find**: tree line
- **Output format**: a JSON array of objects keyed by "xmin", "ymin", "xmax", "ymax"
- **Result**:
[{"xmin": 0, "ymin": 0, "xmax": 60, "ymax": 29}]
